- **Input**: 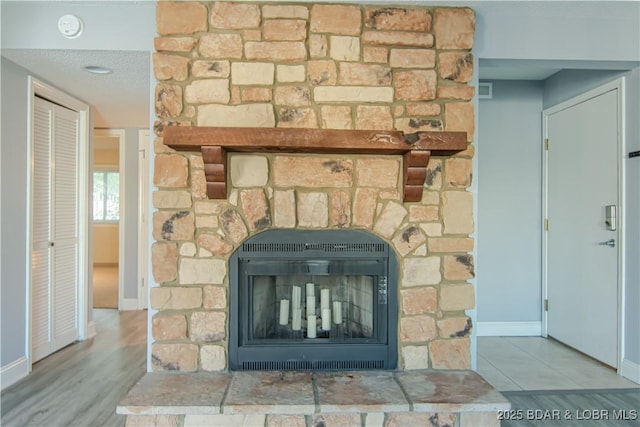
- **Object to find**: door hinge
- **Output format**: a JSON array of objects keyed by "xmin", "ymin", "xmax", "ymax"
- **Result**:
[
  {"xmin": 544, "ymin": 219, "xmax": 550, "ymax": 231},
  {"xmin": 545, "ymin": 138, "xmax": 550, "ymax": 150},
  {"xmin": 545, "ymin": 299, "xmax": 549, "ymax": 311}
]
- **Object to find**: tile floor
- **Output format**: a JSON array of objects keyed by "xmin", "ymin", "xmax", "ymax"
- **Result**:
[{"xmin": 477, "ymin": 336, "xmax": 639, "ymax": 391}]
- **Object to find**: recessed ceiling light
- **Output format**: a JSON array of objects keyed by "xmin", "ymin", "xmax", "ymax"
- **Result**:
[{"xmin": 84, "ymin": 65, "xmax": 112, "ymax": 74}]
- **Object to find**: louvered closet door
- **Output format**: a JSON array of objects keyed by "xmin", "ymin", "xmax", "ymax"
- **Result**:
[
  {"xmin": 51, "ymin": 104, "xmax": 79, "ymax": 352},
  {"xmin": 32, "ymin": 97, "xmax": 53, "ymax": 362},
  {"xmin": 32, "ymin": 97, "xmax": 80, "ymax": 362}
]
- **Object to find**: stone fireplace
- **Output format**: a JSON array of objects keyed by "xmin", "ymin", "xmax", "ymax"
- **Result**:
[{"xmin": 150, "ymin": 1, "xmax": 476, "ymax": 374}]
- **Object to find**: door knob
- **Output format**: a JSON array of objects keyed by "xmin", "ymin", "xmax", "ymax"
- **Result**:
[{"xmin": 598, "ymin": 239, "xmax": 615, "ymax": 248}]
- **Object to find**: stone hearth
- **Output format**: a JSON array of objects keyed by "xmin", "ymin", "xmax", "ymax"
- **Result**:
[
  {"xmin": 151, "ymin": 1, "xmax": 477, "ymax": 374},
  {"xmin": 118, "ymin": 370, "xmax": 509, "ymax": 427}
]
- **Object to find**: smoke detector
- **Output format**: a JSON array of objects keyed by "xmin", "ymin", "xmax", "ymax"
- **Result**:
[{"xmin": 58, "ymin": 14, "xmax": 83, "ymax": 39}]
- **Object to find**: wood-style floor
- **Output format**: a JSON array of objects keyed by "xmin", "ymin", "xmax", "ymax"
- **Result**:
[
  {"xmin": 1, "ymin": 309, "xmax": 146, "ymax": 427},
  {"xmin": 502, "ymin": 389, "xmax": 640, "ymax": 427}
]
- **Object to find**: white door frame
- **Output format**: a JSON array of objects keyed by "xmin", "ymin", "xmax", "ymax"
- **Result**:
[
  {"xmin": 137, "ymin": 129, "xmax": 150, "ymax": 309},
  {"xmin": 541, "ymin": 77, "xmax": 626, "ymax": 372},
  {"xmin": 26, "ymin": 77, "xmax": 91, "ymax": 370},
  {"xmin": 93, "ymin": 129, "xmax": 126, "ymax": 310}
]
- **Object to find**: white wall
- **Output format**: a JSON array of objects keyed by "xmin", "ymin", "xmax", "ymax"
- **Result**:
[
  {"xmin": 122, "ymin": 128, "xmax": 142, "ymax": 301},
  {"xmin": 93, "ymin": 224, "xmax": 119, "ymax": 264},
  {"xmin": 94, "ymin": 148, "xmax": 119, "ymax": 167},
  {"xmin": 474, "ymin": 1, "xmax": 640, "ymax": 63},
  {"xmin": 477, "ymin": 81, "xmax": 544, "ymax": 335},
  {"xmin": 1, "ymin": 1, "xmax": 155, "ymax": 51},
  {"xmin": 1, "ymin": 58, "xmax": 29, "ymax": 368}
]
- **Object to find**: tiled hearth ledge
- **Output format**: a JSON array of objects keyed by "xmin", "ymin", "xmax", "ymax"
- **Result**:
[{"xmin": 117, "ymin": 370, "xmax": 509, "ymax": 427}]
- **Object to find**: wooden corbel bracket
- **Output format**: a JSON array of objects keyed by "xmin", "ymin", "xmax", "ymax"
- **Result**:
[
  {"xmin": 163, "ymin": 126, "xmax": 467, "ymax": 202},
  {"xmin": 201, "ymin": 146, "xmax": 227, "ymax": 200}
]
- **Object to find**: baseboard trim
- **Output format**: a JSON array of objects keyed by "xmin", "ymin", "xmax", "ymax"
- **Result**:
[
  {"xmin": 1, "ymin": 356, "xmax": 28, "ymax": 391},
  {"xmin": 477, "ymin": 321, "xmax": 542, "ymax": 336},
  {"xmin": 120, "ymin": 298, "xmax": 139, "ymax": 311},
  {"xmin": 620, "ymin": 359, "xmax": 640, "ymax": 384}
]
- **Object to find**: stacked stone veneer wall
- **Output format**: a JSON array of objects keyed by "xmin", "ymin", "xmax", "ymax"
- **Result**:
[{"xmin": 151, "ymin": 1, "xmax": 476, "ymax": 373}]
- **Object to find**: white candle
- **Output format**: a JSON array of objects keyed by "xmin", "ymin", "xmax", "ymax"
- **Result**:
[
  {"xmin": 307, "ymin": 315, "xmax": 317, "ymax": 338},
  {"xmin": 333, "ymin": 301, "xmax": 342, "ymax": 324},
  {"xmin": 321, "ymin": 308, "xmax": 331, "ymax": 330},
  {"xmin": 306, "ymin": 295, "xmax": 316, "ymax": 315},
  {"xmin": 292, "ymin": 286, "xmax": 301, "ymax": 308},
  {"xmin": 306, "ymin": 282, "xmax": 315, "ymax": 297},
  {"xmin": 321, "ymin": 288, "xmax": 330, "ymax": 310},
  {"xmin": 292, "ymin": 307, "xmax": 302, "ymax": 330},
  {"xmin": 279, "ymin": 299, "xmax": 290, "ymax": 325}
]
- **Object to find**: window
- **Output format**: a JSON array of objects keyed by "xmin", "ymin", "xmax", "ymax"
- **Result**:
[{"xmin": 93, "ymin": 171, "xmax": 119, "ymax": 221}]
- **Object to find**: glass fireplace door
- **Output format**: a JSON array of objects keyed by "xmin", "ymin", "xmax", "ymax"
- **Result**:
[
  {"xmin": 228, "ymin": 229, "xmax": 398, "ymax": 371},
  {"xmin": 242, "ymin": 260, "xmax": 387, "ymax": 346}
]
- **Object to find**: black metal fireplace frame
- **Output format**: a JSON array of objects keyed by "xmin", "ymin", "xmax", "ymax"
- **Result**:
[{"xmin": 229, "ymin": 229, "xmax": 398, "ymax": 371}]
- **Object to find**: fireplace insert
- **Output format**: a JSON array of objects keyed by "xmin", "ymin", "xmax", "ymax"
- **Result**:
[{"xmin": 229, "ymin": 229, "xmax": 398, "ymax": 371}]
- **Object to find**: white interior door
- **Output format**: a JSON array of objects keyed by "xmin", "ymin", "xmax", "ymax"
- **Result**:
[
  {"xmin": 544, "ymin": 86, "xmax": 620, "ymax": 368},
  {"xmin": 32, "ymin": 97, "xmax": 80, "ymax": 362}
]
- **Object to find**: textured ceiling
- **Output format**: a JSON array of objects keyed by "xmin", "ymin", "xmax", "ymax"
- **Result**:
[{"xmin": 2, "ymin": 48, "xmax": 150, "ymax": 128}]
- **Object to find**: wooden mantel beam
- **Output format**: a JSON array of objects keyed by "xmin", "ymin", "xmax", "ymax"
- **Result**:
[{"xmin": 163, "ymin": 126, "xmax": 467, "ymax": 202}]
